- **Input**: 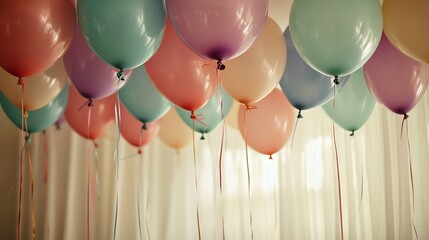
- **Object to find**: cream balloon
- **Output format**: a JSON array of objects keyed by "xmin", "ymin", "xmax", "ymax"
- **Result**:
[
  {"xmin": 222, "ymin": 18, "xmax": 286, "ymax": 106},
  {"xmin": 0, "ymin": 59, "xmax": 67, "ymax": 110},
  {"xmin": 159, "ymin": 109, "xmax": 192, "ymax": 149},
  {"xmin": 268, "ymin": 0, "xmax": 292, "ymax": 31}
]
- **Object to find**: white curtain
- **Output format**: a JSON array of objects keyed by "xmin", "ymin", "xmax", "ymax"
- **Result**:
[{"xmin": 0, "ymin": 93, "xmax": 428, "ymax": 240}]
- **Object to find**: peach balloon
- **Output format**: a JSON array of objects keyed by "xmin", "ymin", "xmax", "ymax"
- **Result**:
[
  {"xmin": 222, "ymin": 18, "xmax": 286, "ymax": 106},
  {"xmin": 0, "ymin": 59, "xmax": 67, "ymax": 110},
  {"xmin": 158, "ymin": 109, "xmax": 192, "ymax": 149},
  {"xmin": 238, "ymin": 88, "xmax": 295, "ymax": 157}
]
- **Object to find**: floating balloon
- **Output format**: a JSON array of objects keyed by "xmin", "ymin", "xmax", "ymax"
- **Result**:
[
  {"xmin": 238, "ymin": 89, "xmax": 295, "ymax": 157},
  {"xmin": 120, "ymin": 104, "xmax": 160, "ymax": 148},
  {"xmin": 280, "ymin": 28, "xmax": 349, "ymax": 115},
  {"xmin": 145, "ymin": 20, "xmax": 218, "ymax": 112},
  {"xmin": 222, "ymin": 18, "xmax": 286, "ymax": 105},
  {"xmin": 78, "ymin": 0, "xmax": 165, "ymax": 71},
  {"xmin": 268, "ymin": 0, "xmax": 292, "ymax": 31},
  {"xmin": 364, "ymin": 34, "xmax": 429, "ymax": 115},
  {"xmin": 65, "ymin": 85, "xmax": 116, "ymax": 140},
  {"xmin": 0, "ymin": 83, "xmax": 69, "ymax": 133},
  {"xmin": 158, "ymin": 109, "xmax": 192, "ymax": 149},
  {"xmin": 176, "ymin": 89, "xmax": 232, "ymax": 138},
  {"xmin": 119, "ymin": 65, "xmax": 171, "ymax": 125},
  {"xmin": 383, "ymin": 0, "xmax": 429, "ymax": 64},
  {"xmin": 323, "ymin": 68, "xmax": 375, "ymax": 135},
  {"xmin": 0, "ymin": 59, "xmax": 68, "ymax": 111},
  {"xmin": 0, "ymin": 0, "xmax": 75, "ymax": 78},
  {"xmin": 166, "ymin": 0, "xmax": 268, "ymax": 64},
  {"xmin": 64, "ymin": 26, "xmax": 132, "ymax": 100},
  {"xmin": 289, "ymin": 0, "xmax": 382, "ymax": 78}
]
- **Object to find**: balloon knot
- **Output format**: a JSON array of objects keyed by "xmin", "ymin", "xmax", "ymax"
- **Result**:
[
  {"xmin": 200, "ymin": 133, "xmax": 205, "ymax": 140},
  {"xmin": 55, "ymin": 123, "xmax": 61, "ymax": 130},
  {"xmin": 87, "ymin": 99, "xmax": 94, "ymax": 107},
  {"xmin": 25, "ymin": 133, "xmax": 31, "ymax": 142},
  {"xmin": 404, "ymin": 113, "xmax": 409, "ymax": 120},
  {"xmin": 17, "ymin": 78, "xmax": 24, "ymax": 86},
  {"xmin": 333, "ymin": 76, "xmax": 340, "ymax": 85},
  {"xmin": 297, "ymin": 110, "xmax": 303, "ymax": 119},
  {"xmin": 116, "ymin": 69, "xmax": 125, "ymax": 81},
  {"xmin": 93, "ymin": 141, "xmax": 99, "ymax": 148},
  {"xmin": 350, "ymin": 131, "xmax": 355, "ymax": 137},
  {"xmin": 142, "ymin": 122, "xmax": 147, "ymax": 130},
  {"xmin": 190, "ymin": 111, "xmax": 197, "ymax": 119},
  {"xmin": 23, "ymin": 110, "xmax": 28, "ymax": 119},
  {"xmin": 245, "ymin": 104, "xmax": 257, "ymax": 112},
  {"xmin": 269, "ymin": 154, "xmax": 273, "ymax": 160},
  {"xmin": 137, "ymin": 149, "xmax": 142, "ymax": 155},
  {"xmin": 217, "ymin": 60, "xmax": 226, "ymax": 71}
]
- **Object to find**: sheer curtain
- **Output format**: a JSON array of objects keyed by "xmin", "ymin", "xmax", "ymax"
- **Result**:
[{"xmin": 0, "ymin": 93, "xmax": 428, "ymax": 240}]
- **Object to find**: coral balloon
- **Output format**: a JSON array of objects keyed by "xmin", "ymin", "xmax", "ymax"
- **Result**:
[
  {"xmin": 0, "ymin": 83, "xmax": 69, "ymax": 133},
  {"xmin": 289, "ymin": 0, "xmax": 382, "ymax": 77},
  {"xmin": 78, "ymin": 0, "xmax": 166, "ymax": 71},
  {"xmin": 383, "ymin": 0, "xmax": 429, "ymax": 64},
  {"xmin": 65, "ymin": 85, "xmax": 116, "ymax": 140},
  {"xmin": 166, "ymin": 0, "xmax": 268, "ymax": 63},
  {"xmin": 0, "ymin": 59, "xmax": 67, "ymax": 110},
  {"xmin": 145, "ymin": 20, "xmax": 218, "ymax": 112},
  {"xmin": 120, "ymin": 104, "xmax": 160, "ymax": 148},
  {"xmin": 158, "ymin": 109, "xmax": 192, "ymax": 149},
  {"xmin": 222, "ymin": 18, "xmax": 286, "ymax": 105},
  {"xmin": 0, "ymin": 0, "xmax": 76, "ymax": 78},
  {"xmin": 64, "ymin": 26, "xmax": 132, "ymax": 100},
  {"xmin": 364, "ymin": 34, "xmax": 429, "ymax": 115},
  {"xmin": 238, "ymin": 89, "xmax": 295, "ymax": 157}
]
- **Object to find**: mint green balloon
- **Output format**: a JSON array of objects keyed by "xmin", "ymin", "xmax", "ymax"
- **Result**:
[
  {"xmin": 0, "ymin": 84, "xmax": 69, "ymax": 133},
  {"xmin": 119, "ymin": 65, "xmax": 171, "ymax": 124},
  {"xmin": 78, "ymin": 0, "xmax": 166, "ymax": 70},
  {"xmin": 289, "ymin": 0, "xmax": 382, "ymax": 77},
  {"xmin": 322, "ymin": 68, "xmax": 375, "ymax": 134}
]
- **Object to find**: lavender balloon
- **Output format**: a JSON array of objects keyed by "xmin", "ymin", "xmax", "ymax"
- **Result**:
[{"xmin": 63, "ymin": 26, "xmax": 132, "ymax": 100}]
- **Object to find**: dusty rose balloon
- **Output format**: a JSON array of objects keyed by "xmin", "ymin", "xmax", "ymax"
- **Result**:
[
  {"xmin": 238, "ymin": 89, "xmax": 295, "ymax": 157},
  {"xmin": 145, "ymin": 20, "xmax": 217, "ymax": 112},
  {"xmin": 166, "ymin": 0, "xmax": 268, "ymax": 62},
  {"xmin": 364, "ymin": 34, "xmax": 429, "ymax": 115},
  {"xmin": 0, "ymin": 0, "xmax": 76, "ymax": 78},
  {"xmin": 120, "ymin": 104, "xmax": 160, "ymax": 148},
  {"xmin": 65, "ymin": 85, "xmax": 116, "ymax": 140}
]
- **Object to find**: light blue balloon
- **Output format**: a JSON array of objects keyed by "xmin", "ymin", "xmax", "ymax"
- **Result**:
[
  {"xmin": 280, "ymin": 28, "xmax": 349, "ymax": 116},
  {"xmin": 119, "ymin": 65, "xmax": 171, "ymax": 126},
  {"xmin": 78, "ymin": 0, "xmax": 166, "ymax": 70},
  {"xmin": 0, "ymin": 84, "xmax": 69, "ymax": 133},
  {"xmin": 175, "ymin": 89, "xmax": 232, "ymax": 138}
]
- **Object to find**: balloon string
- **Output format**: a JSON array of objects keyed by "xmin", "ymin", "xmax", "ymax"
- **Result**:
[
  {"xmin": 24, "ymin": 114, "xmax": 36, "ymax": 240},
  {"xmin": 137, "ymin": 152, "xmax": 143, "ymax": 240},
  {"xmin": 145, "ymin": 154, "xmax": 151, "ymax": 240},
  {"xmin": 87, "ymin": 106, "xmax": 93, "ymax": 240},
  {"xmin": 243, "ymin": 108, "xmax": 254, "ymax": 240},
  {"xmin": 43, "ymin": 131, "xmax": 49, "ymax": 183},
  {"xmin": 291, "ymin": 110, "xmax": 303, "ymax": 148},
  {"xmin": 17, "ymin": 77, "xmax": 25, "ymax": 240},
  {"xmin": 400, "ymin": 113, "xmax": 409, "ymax": 139},
  {"xmin": 356, "ymin": 137, "xmax": 364, "ymax": 214},
  {"xmin": 218, "ymin": 95, "xmax": 227, "ymax": 240},
  {"xmin": 113, "ymin": 83, "xmax": 122, "ymax": 240},
  {"xmin": 332, "ymin": 123, "xmax": 344, "ymax": 240},
  {"xmin": 191, "ymin": 119, "xmax": 202, "ymax": 240},
  {"xmin": 93, "ymin": 142, "xmax": 100, "ymax": 239},
  {"xmin": 406, "ymin": 121, "xmax": 419, "ymax": 240}
]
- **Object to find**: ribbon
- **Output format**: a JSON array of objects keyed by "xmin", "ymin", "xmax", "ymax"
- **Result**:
[
  {"xmin": 17, "ymin": 77, "xmax": 25, "ymax": 240},
  {"xmin": 405, "ymin": 120, "xmax": 419, "ymax": 240},
  {"xmin": 243, "ymin": 106, "xmax": 254, "ymax": 240},
  {"xmin": 86, "ymin": 105, "xmax": 93, "ymax": 240},
  {"xmin": 191, "ymin": 119, "xmax": 202, "ymax": 240}
]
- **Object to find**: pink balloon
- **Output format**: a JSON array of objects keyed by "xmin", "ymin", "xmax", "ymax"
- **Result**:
[
  {"xmin": 238, "ymin": 88, "xmax": 295, "ymax": 157},
  {"xmin": 65, "ymin": 85, "xmax": 116, "ymax": 140},
  {"xmin": 64, "ymin": 26, "xmax": 132, "ymax": 100},
  {"xmin": 120, "ymin": 104, "xmax": 160, "ymax": 148},
  {"xmin": 364, "ymin": 34, "xmax": 429, "ymax": 115},
  {"xmin": 166, "ymin": 0, "xmax": 268, "ymax": 62},
  {"xmin": 145, "ymin": 20, "xmax": 218, "ymax": 112}
]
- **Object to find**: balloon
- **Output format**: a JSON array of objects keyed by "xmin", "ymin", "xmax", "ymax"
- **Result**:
[
  {"xmin": 119, "ymin": 65, "xmax": 171, "ymax": 125},
  {"xmin": 166, "ymin": 0, "xmax": 268, "ymax": 62},
  {"xmin": 364, "ymin": 34, "xmax": 429, "ymax": 115},
  {"xmin": 120, "ymin": 104, "xmax": 160, "ymax": 148},
  {"xmin": 289, "ymin": 0, "xmax": 382, "ymax": 77},
  {"xmin": 65, "ymin": 85, "xmax": 116, "ymax": 140},
  {"xmin": 78, "ymin": 0, "xmax": 166, "ymax": 71},
  {"xmin": 0, "ymin": 0, "xmax": 76, "ymax": 78},
  {"xmin": 268, "ymin": 0, "xmax": 292, "ymax": 31},
  {"xmin": 383, "ymin": 0, "xmax": 429, "ymax": 64},
  {"xmin": 238, "ymin": 88, "xmax": 295, "ymax": 157},
  {"xmin": 145, "ymin": 20, "xmax": 218, "ymax": 112},
  {"xmin": 158, "ymin": 109, "xmax": 192, "ymax": 149},
  {"xmin": 0, "ymin": 59, "xmax": 68, "ymax": 110},
  {"xmin": 0, "ymin": 83, "xmax": 69, "ymax": 133},
  {"xmin": 176, "ymin": 89, "xmax": 233, "ymax": 137},
  {"xmin": 222, "ymin": 18, "xmax": 286, "ymax": 105},
  {"xmin": 280, "ymin": 28, "xmax": 349, "ymax": 113},
  {"xmin": 64, "ymin": 26, "xmax": 132, "ymax": 100},
  {"xmin": 322, "ymin": 68, "xmax": 375, "ymax": 134}
]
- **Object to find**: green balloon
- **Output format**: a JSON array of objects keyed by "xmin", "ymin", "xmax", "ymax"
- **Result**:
[
  {"xmin": 289, "ymin": 0, "xmax": 382, "ymax": 77},
  {"xmin": 119, "ymin": 65, "xmax": 171, "ymax": 124},
  {"xmin": 0, "ymin": 84, "xmax": 69, "ymax": 133},
  {"xmin": 176, "ymin": 89, "xmax": 232, "ymax": 137},
  {"xmin": 78, "ymin": 0, "xmax": 166, "ymax": 70},
  {"xmin": 322, "ymin": 68, "xmax": 375, "ymax": 134}
]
